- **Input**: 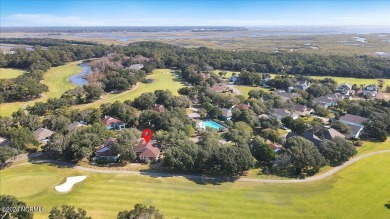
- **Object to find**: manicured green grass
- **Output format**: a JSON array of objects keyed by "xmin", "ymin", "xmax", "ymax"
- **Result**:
[
  {"xmin": 233, "ymin": 85, "xmax": 271, "ymax": 97},
  {"xmin": 43, "ymin": 61, "xmax": 82, "ymax": 99},
  {"xmin": 308, "ymin": 75, "xmax": 390, "ymax": 86},
  {"xmin": 0, "ymin": 61, "xmax": 82, "ymax": 117},
  {"xmin": 1, "ymin": 152, "xmax": 389, "ymax": 219},
  {"xmin": 357, "ymin": 138, "xmax": 390, "ymax": 155},
  {"xmin": 0, "ymin": 68, "xmax": 26, "ymax": 79},
  {"xmin": 75, "ymin": 69, "xmax": 184, "ymax": 109}
]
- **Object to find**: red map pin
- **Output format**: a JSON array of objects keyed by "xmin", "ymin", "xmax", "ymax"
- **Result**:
[{"xmin": 142, "ymin": 128, "xmax": 153, "ymax": 143}]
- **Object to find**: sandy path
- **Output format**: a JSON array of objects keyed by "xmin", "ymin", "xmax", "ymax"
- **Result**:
[{"xmin": 21, "ymin": 150, "xmax": 390, "ymax": 184}]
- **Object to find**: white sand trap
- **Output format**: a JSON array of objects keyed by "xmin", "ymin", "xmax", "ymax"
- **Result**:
[{"xmin": 55, "ymin": 176, "xmax": 87, "ymax": 192}]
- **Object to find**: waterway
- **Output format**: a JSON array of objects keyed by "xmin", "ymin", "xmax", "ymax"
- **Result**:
[{"xmin": 69, "ymin": 62, "xmax": 91, "ymax": 86}]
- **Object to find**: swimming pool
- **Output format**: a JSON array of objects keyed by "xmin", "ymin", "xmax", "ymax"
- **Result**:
[{"xmin": 200, "ymin": 120, "xmax": 224, "ymax": 130}]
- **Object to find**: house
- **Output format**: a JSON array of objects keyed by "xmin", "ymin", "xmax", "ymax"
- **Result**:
[
  {"xmin": 345, "ymin": 124, "xmax": 365, "ymax": 139},
  {"xmin": 94, "ymin": 138, "xmax": 120, "ymax": 163},
  {"xmin": 34, "ymin": 128, "xmax": 55, "ymax": 142},
  {"xmin": 101, "ymin": 116, "xmax": 126, "ymax": 130},
  {"xmin": 277, "ymin": 91, "xmax": 301, "ymax": 100},
  {"xmin": 235, "ymin": 103, "xmax": 250, "ymax": 110},
  {"xmin": 262, "ymin": 77, "xmax": 271, "ymax": 87},
  {"xmin": 338, "ymin": 83, "xmax": 354, "ymax": 95},
  {"xmin": 269, "ymin": 143, "xmax": 283, "ymax": 153},
  {"xmin": 258, "ymin": 114, "xmax": 269, "ymax": 119},
  {"xmin": 303, "ymin": 132, "xmax": 323, "ymax": 147},
  {"xmin": 0, "ymin": 137, "xmax": 9, "ymax": 147},
  {"xmin": 188, "ymin": 112, "xmax": 201, "ymax": 120},
  {"xmin": 210, "ymin": 83, "xmax": 228, "ymax": 93},
  {"xmin": 339, "ymin": 114, "xmax": 369, "ymax": 126},
  {"xmin": 291, "ymin": 103, "xmax": 313, "ymax": 116},
  {"xmin": 153, "ymin": 104, "xmax": 166, "ymax": 113},
  {"xmin": 221, "ymin": 108, "xmax": 233, "ymax": 120},
  {"xmin": 230, "ymin": 75, "xmax": 239, "ymax": 83},
  {"xmin": 363, "ymin": 84, "xmax": 378, "ymax": 97},
  {"xmin": 339, "ymin": 114, "xmax": 369, "ymax": 138},
  {"xmin": 67, "ymin": 121, "xmax": 86, "ymax": 132},
  {"xmin": 128, "ymin": 64, "xmax": 144, "ymax": 70},
  {"xmin": 323, "ymin": 128, "xmax": 345, "ymax": 140},
  {"xmin": 270, "ymin": 108, "xmax": 298, "ymax": 120},
  {"xmin": 315, "ymin": 93, "xmax": 351, "ymax": 108},
  {"xmin": 135, "ymin": 139, "xmax": 160, "ymax": 162},
  {"xmin": 295, "ymin": 80, "xmax": 310, "ymax": 90},
  {"xmin": 286, "ymin": 131, "xmax": 322, "ymax": 147}
]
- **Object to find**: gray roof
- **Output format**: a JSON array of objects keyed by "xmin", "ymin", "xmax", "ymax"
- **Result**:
[
  {"xmin": 345, "ymin": 123, "xmax": 363, "ymax": 137},
  {"xmin": 67, "ymin": 121, "xmax": 86, "ymax": 132},
  {"xmin": 340, "ymin": 114, "xmax": 369, "ymax": 125},
  {"xmin": 34, "ymin": 128, "xmax": 55, "ymax": 141},
  {"xmin": 292, "ymin": 103, "xmax": 312, "ymax": 113},
  {"xmin": 338, "ymin": 83, "xmax": 352, "ymax": 90},
  {"xmin": 316, "ymin": 95, "xmax": 333, "ymax": 104},
  {"xmin": 303, "ymin": 132, "xmax": 323, "ymax": 147},
  {"xmin": 128, "ymin": 64, "xmax": 144, "ymax": 70},
  {"xmin": 285, "ymin": 131, "xmax": 322, "ymax": 147},
  {"xmin": 222, "ymin": 108, "xmax": 232, "ymax": 117},
  {"xmin": 278, "ymin": 92, "xmax": 300, "ymax": 100},
  {"xmin": 323, "ymin": 128, "xmax": 345, "ymax": 140},
  {"xmin": 272, "ymin": 108, "xmax": 291, "ymax": 118},
  {"xmin": 286, "ymin": 132, "xmax": 297, "ymax": 139}
]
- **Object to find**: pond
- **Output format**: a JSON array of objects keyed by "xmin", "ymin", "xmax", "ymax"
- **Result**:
[{"xmin": 69, "ymin": 62, "xmax": 91, "ymax": 86}]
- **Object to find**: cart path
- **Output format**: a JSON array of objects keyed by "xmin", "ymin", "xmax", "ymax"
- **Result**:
[{"xmin": 11, "ymin": 150, "xmax": 390, "ymax": 184}]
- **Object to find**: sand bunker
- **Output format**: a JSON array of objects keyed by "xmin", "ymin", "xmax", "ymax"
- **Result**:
[{"xmin": 55, "ymin": 176, "xmax": 87, "ymax": 192}]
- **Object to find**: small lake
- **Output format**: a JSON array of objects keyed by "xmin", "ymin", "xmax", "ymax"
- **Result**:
[{"xmin": 69, "ymin": 62, "xmax": 91, "ymax": 86}]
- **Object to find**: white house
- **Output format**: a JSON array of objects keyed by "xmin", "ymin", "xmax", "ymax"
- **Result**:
[
  {"xmin": 339, "ymin": 114, "xmax": 369, "ymax": 138},
  {"xmin": 363, "ymin": 84, "xmax": 378, "ymax": 97},
  {"xmin": 270, "ymin": 108, "xmax": 298, "ymax": 120},
  {"xmin": 128, "ymin": 64, "xmax": 144, "ymax": 70},
  {"xmin": 295, "ymin": 80, "xmax": 310, "ymax": 90},
  {"xmin": 315, "ymin": 93, "xmax": 351, "ymax": 108}
]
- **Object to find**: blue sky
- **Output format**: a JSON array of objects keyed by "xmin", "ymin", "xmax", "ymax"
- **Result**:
[{"xmin": 1, "ymin": 0, "xmax": 389, "ymax": 26}]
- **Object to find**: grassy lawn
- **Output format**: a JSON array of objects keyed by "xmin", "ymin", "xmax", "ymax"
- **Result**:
[
  {"xmin": 0, "ymin": 61, "xmax": 82, "ymax": 117},
  {"xmin": 75, "ymin": 69, "xmax": 184, "ymax": 110},
  {"xmin": 357, "ymin": 138, "xmax": 390, "ymax": 155},
  {"xmin": 308, "ymin": 75, "xmax": 390, "ymax": 86},
  {"xmin": 233, "ymin": 85, "xmax": 271, "ymax": 97},
  {"xmin": 1, "ymin": 151, "xmax": 389, "ymax": 219},
  {"xmin": 0, "ymin": 68, "xmax": 26, "ymax": 79},
  {"xmin": 43, "ymin": 61, "xmax": 82, "ymax": 99}
]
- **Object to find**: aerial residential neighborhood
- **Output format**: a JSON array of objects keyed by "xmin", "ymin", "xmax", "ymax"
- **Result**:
[{"xmin": 0, "ymin": 0, "xmax": 389, "ymax": 219}]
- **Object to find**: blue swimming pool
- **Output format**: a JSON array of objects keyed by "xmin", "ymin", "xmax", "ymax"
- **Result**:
[{"xmin": 200, "ymin": 120, "xmax": 224, "ymax": 130}]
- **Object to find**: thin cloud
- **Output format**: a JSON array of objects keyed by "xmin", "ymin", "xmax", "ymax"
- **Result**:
[{"xmin": 1, "ymin": 13, "xmax": 389, "ymax": 26}]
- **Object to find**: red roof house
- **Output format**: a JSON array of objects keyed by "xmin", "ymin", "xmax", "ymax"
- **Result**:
[
  {"xmin": 135, "ymin": 139, "xmax": 160, "ymax": 162},
  {"xmin": 101, "ymin": 116, "xmax": 126, "ymax": 130}
]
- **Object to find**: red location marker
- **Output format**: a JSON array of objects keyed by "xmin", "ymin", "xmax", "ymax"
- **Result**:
[{"xmin": 142, "ymin": 128, "xmax": 153, "ymax": 143}]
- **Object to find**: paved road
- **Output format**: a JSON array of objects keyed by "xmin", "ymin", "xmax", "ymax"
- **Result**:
[{"xmin": 13, "ymin": 150, "xmax": 390, "ymax": 184}]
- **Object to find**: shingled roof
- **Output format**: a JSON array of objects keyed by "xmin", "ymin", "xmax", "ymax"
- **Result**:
[
  {"xmin": 323, "ymin": 128, "xmax": 345, "ymax": 140},
  {"xmin": 340, "ymin": 114, "xmax": 369, "ymax": 125},
  {"xmin": 101, "ymin": 116, "xmax": 125, "ymax": 126},
  {"xmin": 34, "ymin": 128, "xmax": 55, "ymax": 141}
]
